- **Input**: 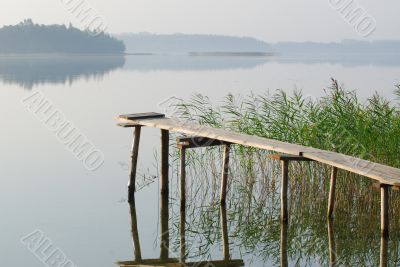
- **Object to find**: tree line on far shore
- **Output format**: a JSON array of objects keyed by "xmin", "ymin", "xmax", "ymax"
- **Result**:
[{"xmin": 0, "ymin": 19, "xmax": 125, "ymax": 54}]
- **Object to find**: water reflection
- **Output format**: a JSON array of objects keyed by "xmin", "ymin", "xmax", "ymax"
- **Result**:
[
  {"xmin": 158, "ymin": 147, "xmax": 400, "ymax": 266},
  {"xmin": 271, "ymin": 53, "xmax": 400, "ymax": 67},
  {"xmin": 118, "ymin": 193, "xmax": 244, "ymax": 267},
  {"xmin": 0, "ymin": 55, "xmax": 125, "ymax": 89},
  {"xmin": 118, "ymin": 178, "xmax": 395, "ymax": 266}
]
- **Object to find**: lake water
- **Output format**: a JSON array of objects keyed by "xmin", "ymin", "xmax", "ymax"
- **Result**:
[{"xmin": 1, "ymin": 54, "xmax": 399, "ymax": 267}]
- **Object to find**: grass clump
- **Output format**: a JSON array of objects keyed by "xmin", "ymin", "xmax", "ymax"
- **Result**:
[{"xmin": 174, "ymin": 79, "xmax": 400, "ymax": 168}]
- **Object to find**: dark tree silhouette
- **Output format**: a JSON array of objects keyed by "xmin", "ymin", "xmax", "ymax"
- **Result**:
[{"xmin": 0, "ymin": 19, "xmax": 125, "ymax": 54}]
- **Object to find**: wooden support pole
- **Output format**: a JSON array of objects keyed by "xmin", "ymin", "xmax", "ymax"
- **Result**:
[
  {"xmin": 280, "ymin": 221, "xmax": 288, "ymax": 267},
  {"xmin": 179, "ymin": 147, "xmax": 186, "ymax": 263},
  {"xmin": 281, "ymin": 160, "xmax": 289, "ymax": 223},
  {"xmin": 327, "ymin": 167, "xmax": 338, "ymax": 218},
  {"xmin": 220, "ymin": 204, "xmax": 230, "ymax": 261},
  {"xmin": 220, "ymin": 144, "xmax": 231, "ymax": 205},
  {"xmin": 160, "ymin": 129, "xmax": 169, "ymax": 260},
  {"xmin": 128, "ymin": 126, "xmax": 141, "ymax": 202},
  {"xmin": 129, "ymin": 198, "xmax": 142, "ymax": 262},
  {"xmin": 381, "ymin": 184, "xmax": 389, "ymax": 238},
  {"xmin": 380, "ymin": 234, "xmax": 389, "ymax": 267},
  {"xmin": 327, "ymin": 218, "xmax": 336, "ymax": 266}
]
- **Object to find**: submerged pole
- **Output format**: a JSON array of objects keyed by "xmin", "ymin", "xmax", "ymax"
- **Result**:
[
  {"xmin": 327, "ymin": 166, "xmax": 338, "ymax": 218},
  {"xmin": 128, "ymin": 126, "xmax": 141, "ymax": 202},
  {"xmin": 129, "ymin": 197, "xmax": 142, "ymax": 262},
  {"xmin": 220, "ymin": 144, "xmax": 231, "ymax": 205},
  {"xmin": 179, "ymin": 147, "xmax": 186, "ymax": 262},
  {"xmin": 160, "ymin": 129, "xmax": 169, "ymax": 260},
  {"xmin": 380, "ymin": 234, "xmax": 389, "ymax": 267},
  {"xmin": 280, "ymin": 221, "xmax": 288, "ymax": 267},
  {"xmin": 220, "ymin": 204, "xmax": 230, "ymax": 261},
  {"xmin": 328, "ymin": 218, "xmax": 336, "ymax": 266},
  {"xmin": 381, "ymin": 184, "xmax": 389, "ymax": 238},
  {"xmin": 281, "ymin": 160, "xmax": 289, "ymax": 223}
]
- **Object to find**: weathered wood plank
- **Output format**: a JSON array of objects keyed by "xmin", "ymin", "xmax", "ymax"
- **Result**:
[
  {"xmin": 267, "ymin": 154, "xmax": 314, "ymax": 161},
  {"xmin": 117, "ymin": 117, "xmax": 306, "ymax": 155},
  {"xmin": 177, "ymin": 136, "xmax": 229, "ymax": 148},
  {"xmin": 117, "ymin": 259, "xmax": 244, "ymax": 267},
  {"xmin": 302, "ymin": 151, "xmax": 400, "ymax": 187},
  {"xmin": 119, "ymin": 112, "xmax": 165, "ymax": 120},
  {"xmin": 117, "ymin": 116, "xmax": 400, "ymax": 186}
]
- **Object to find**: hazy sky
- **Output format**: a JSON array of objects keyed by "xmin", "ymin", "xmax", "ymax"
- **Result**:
[{"xmin": 1, "ymin": 0, "xmax": 399, "ymax": 42}]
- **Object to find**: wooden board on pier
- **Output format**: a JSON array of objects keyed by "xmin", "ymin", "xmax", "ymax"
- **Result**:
[
  {"xmin": 117, "ymin": 259, "xmax": 244, "ymax": 267},
  {"xmin": 116, "ymin": 114, "xmax": 400, "ymax": 187}
]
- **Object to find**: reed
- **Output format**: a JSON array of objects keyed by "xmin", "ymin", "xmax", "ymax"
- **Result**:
[
  {"xmin": 174, "ymin": 79, "xmax": 400, "ymax": 168},
  {"xmin": 161, "ymin": 80, "xmax": 400, "ymax": 265}
]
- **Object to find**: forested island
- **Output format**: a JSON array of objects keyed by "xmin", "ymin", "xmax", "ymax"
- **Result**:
[{"xmin": 0, "ymin": 19, "xmax": 125, "ymax": 54}]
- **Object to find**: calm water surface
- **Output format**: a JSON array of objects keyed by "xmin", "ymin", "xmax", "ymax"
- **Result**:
[{"xmin": 1, "ymin": 54, "xmax": 399, "ymax": 266}]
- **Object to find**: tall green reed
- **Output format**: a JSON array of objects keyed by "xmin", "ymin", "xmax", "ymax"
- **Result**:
[{"xmin": 175, "ymin": 79, "xmax": 400, "ymax": 168}]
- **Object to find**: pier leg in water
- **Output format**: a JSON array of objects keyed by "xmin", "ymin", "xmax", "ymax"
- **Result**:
[
  {"xmin": 179, "ymin": 147, "xmax": 186, "ymax": 263},
  {"xmin": 281, "ymin": 160, "xmax": 289, "ymax": 223},
  {"xmin": 220, "ymin": 144, "xmax": 231, "ymax": 205},
  {"xmin": 328, "ymin": 218, "xmax": 336, "ymax": 267},
  {"xmin": 327, "ymin": 167, "xmax": 338, "ymax": 218},
  {"xmin": 380, "ymin": 234, "xmax": 389, "ymax": 267},
  {"xmin": 220, "ymin": 204, "xmax": 230, "ymax": 261},
  {"xmin": 128, "ymin": 126, "xmax": 141, "ymax": 202},
  {"xmin": 129, "ymin": 195, "xmax": 142, "ymax": 262},
  {"xmin": 160, "ymin": 129, "xmax": 170, "ymax": 260},
  {"xmin": 381, "ymin": 184, "xmax": 390, "ymax": 238},
  {"xmin": 280, "ymin": 221, "xmax": 288, "ymax": 267}
]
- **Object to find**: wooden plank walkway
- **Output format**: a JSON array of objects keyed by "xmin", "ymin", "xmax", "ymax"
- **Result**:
[
  {"xmin": 117, "ymin": 112, "xmax": 399, "ymax": 238},
  {"xmin": 117, "ymin": 114, "xmax": 400, "ymax": 186}
]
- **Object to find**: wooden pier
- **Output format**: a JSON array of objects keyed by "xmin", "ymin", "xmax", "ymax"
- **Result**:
[{"xmin": 117, "ymin": 112, "xmax": 400, "ymax": 243}]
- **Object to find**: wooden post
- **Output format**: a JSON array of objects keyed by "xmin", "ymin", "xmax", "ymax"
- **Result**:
[
  {"xmin": 327, "ymin": 167, "xmax": 338, "ymax": 218},
  {"xmin": 220, "ymin": 204, "xmax": 230, "ymax": 261},
  {"xmin": 327, "ymin": 218, "xmax": 336, "ymax": 266},
  {"xmin": 179, "ymin": 147, "xmax": 186, "ymax": 263},
  {"xmin": 280, "ymin": 221, "xmax": 288, "ymax": 267},
  {"xmin": 281, "ymin": 160, "xmax": 289, "ymax": 223},
  {"xmin": 128, "ymin": 126, "xmax": 141, "ymax": 202},
  {"xmin": 381, "ymin": 184, "xmax": 389, "ymax": 238},
  {"xmin": 380, "ymin": 234, "xmax": 389, "ymax": 267},
  {"xmin": 160, "ymin": 129, "xmax": 169, "ymax": 260},
  {"xmin": 129, "ymin": 198, "xmax": 142, "ymax": 262},
  {"xmin": 220, "ymin": 144, "xmax": 231, "ymax": 205}
]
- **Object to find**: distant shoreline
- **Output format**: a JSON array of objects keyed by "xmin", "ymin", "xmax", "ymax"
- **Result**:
[
  {"xmin": 189, "ymin": 52, "xmax": 273, "ymax": 57},
  {"xmin": 0, "ymin": 53, "xmax": 127, "ymax": 58}
]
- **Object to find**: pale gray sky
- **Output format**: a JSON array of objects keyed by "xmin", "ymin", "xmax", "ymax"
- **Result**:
[{"xmin": 1, "ymin": 0, "xmax": 398, "ymax": 42}]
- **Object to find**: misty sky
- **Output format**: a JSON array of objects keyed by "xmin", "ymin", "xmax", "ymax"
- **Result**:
[{"xmin": 1, "ymin": 0, "xmax": 399, "ymax": 42}]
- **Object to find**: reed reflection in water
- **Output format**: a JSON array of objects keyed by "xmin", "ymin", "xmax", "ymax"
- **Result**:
[
  {"xmin": 118, "ymin": 144, "xmax": 399, "ymax": 266},
  {"xmin": 118, "ymin": 191, "xmax": 244, "ymax": 267}
]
